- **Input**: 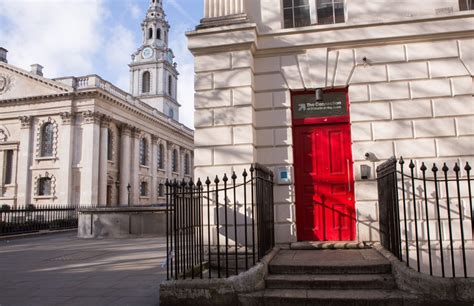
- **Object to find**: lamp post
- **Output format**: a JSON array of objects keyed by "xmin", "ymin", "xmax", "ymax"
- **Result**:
[{"xmin": 127, "ymin": 183, "xmax": 131, "ymax": 207}]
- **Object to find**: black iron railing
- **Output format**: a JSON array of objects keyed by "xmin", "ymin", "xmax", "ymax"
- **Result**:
[
  {"xmin": 165, "ymin": 163, "xmax": 275, "ymax": 280},
  {"xmin": 377, "ymin": 157, "xmax": 472, "ymax": 278},
  {"xmin": 0, "ymin": 205, "xmax": 78, "ymax": 236}
]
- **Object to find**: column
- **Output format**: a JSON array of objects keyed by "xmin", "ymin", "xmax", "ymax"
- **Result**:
[
  {"xmin": 58, "ymin": 112, "xmax": 75, "ymax": 205},
  {"xmin": 131, "ymin": 128, "xmax": 141, "ymax": 204},
  {"xmin": 119, "ymin": 124, "xmax": 132, "ymax": 206},
  {"xmin": 17, "ymin": 116, "xmax": 32, "ymax": 206},
  {"xmin": 151, "ymin": 136, "xmax": 158, "ymax": 202},
  {"xmin": 98, "ymin": 116, "xmax": 110, "ymax": 206},
  {"xmin": 80, "ymin": 111, "xmax": 101, "ymax": 206},
  {"xmin": 0, "ymin": 150, "xmax": 5, "ymax": 196}
]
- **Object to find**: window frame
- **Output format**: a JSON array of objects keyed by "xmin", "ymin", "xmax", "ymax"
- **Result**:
[
  {"xmin": 172, "ymin": 149, "xmax": 178, "ymax": 173},
  {"xmin": 140, "ymin": 181, "xmax": 148, "ymax": 197},
  {"xmin": 4, "ymin": 150, "xmax": 13, "ymax": 185},
  {"xmin": 142, "ymin": 71, "xmax": 151, "ymax": 94},
  {"xmin": 282, "ymin": 0, "xmax": 346, "ymax": 29},
  {"xmin": 184, "ymin": 153, "xmax": 190, "ymax": 175},
  {"xmin": 158, "ymin": 143, "xmax": 165, "ymax": 170},
  {"xmin": 139, "ymin": 137, "xmax": 148, "ymax": 166},
  {"xmin": 107, "ymin": 128, "xmax": 113, "ymax": 161},
  {"xmin": 459, "ymin": 0, "xmax": 474, "ymax": 10},
  {"xmin": 38, "ymin": 177, "xmax": 52, "ymax": 196},
  {"xmin": 40, "ymin": 122, "xmax": 54, "ymax": 157}
]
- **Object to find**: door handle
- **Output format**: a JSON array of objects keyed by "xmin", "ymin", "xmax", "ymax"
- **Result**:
[{"xmin": 346, "ymin": 159, "xmax": 351, "ymax": 192}]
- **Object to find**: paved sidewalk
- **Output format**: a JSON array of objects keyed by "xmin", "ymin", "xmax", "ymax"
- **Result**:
[{"xmin": 0, "ymin": 232, "xmax": 166, "ymax": 306}]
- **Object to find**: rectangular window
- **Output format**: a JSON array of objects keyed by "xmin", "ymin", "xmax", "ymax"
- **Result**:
[
  {"xmin": 316, "ymin": 0, "xmax": 345, "ymax": 25},
  {"xmin": 283, "ymin": 0, "xmax": 311, "ymax": 28},
  {"xmin": 459, "ymin": 0, "xmax": 474, "ymax": 10},
  {"xmin": 4, "ymin": 150, "xmax": 13, "ymax": 185}
]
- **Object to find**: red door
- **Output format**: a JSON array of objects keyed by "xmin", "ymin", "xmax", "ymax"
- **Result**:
[{"xmin": 294, "ymin": 123, "xmax": 355, "ymax": 241}]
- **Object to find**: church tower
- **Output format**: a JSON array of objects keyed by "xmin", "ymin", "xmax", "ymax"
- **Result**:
[{"xmin": 129, "ymin": 0, "xmax": 180, "ymax": 121}]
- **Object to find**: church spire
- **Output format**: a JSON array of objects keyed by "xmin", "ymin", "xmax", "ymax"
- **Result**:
[{"xmin": 129, "ymin": 0, "xmax": 180, "ymax": 121}]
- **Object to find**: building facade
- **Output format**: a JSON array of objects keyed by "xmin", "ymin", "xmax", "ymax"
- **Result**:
[
  {"xmin": 187, "ymin": 0, "xmax": 473, "ymax": 251},
  {"xmin": 0, "ymin": 0, "xmax": 193, "ymax": 207}
]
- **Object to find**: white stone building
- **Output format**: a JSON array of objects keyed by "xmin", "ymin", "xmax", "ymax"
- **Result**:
[
  {"xmin": 0, "ymin": 0, "xmax": 193, "ymax": 207},
  {"xmin": 187, "ymin": 0, "xmax": 473, "ymax": 255}
]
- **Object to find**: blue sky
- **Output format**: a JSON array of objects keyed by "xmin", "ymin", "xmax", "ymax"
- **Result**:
[{"xmin": 0, "ymin": 0, "xmax": 203, "ymax": 128}]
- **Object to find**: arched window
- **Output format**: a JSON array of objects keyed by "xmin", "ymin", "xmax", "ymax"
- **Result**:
[
  {"xmin": 157, "ymin": 28, "xmax": 161, "ymax": 40},
  {"xmin": 139, "ymin": 138, "xmax": 148, "ymax": 166},
  {"xmin": 107, "ymin": 129, "xmax": 113, "ymax": 161},
  {"xmin": 169, "ymin": 108, "xmax": 174, "ymax": 119},
  {"xmin": 142, "ymin": 71, "xmax": 151, "ymax": 93},
  {"xmin": 140, "ymin": 182, "xmax": 148, "ymax": 197},
  {"xmin": 184, "ymin": 154, "xmax": 190, "ymax": 175},
  {"xmin": 148, "ymin": 27, "xmax": 153, "ymax": 39},
  {"xmin": 158, "ymin": 144, "xmax": 164, "ymax": 169},
  {"xmin": 172, "ymin": 149, "xmax": 178, "ymax": 173},
  {"xmin": 168, "ymin": 75, "xmax": 173, "ymax": 96},
  {"xmin": 38, "ymin": 177, "xmax": 52, "ymax": 196},
  {"xmin": 41, "ymin": 123, "xmax": 54, "ymax": 157},
  {"xmin": 158, "ymin": 184, "xmax": 165, "ymax": 197}
]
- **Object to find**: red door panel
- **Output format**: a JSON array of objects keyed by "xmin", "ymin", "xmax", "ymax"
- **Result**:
[{"xmin": 294, "ymin": 123, "xmax": 355, "ymax": 241}]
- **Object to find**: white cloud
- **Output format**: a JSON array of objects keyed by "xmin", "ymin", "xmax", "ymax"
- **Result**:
[
  {"xmin": 0, "ymin": 0, "xmax": 106, "ymax": 78},
  {"xmin": 103, "ymin": 24, "xmax": 136, "ymax": 91}
]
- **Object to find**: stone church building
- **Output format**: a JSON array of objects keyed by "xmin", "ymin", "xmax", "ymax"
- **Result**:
[
  {"xmin": 187, "ymin": 0, "xmax": 473, "ymax": 260},
  {"xmin": 0, "ymin": 0, "xmax": 193, "ymax": 207}
]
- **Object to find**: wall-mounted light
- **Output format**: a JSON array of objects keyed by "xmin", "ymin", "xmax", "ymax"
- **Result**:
[{"xmin": 315, "ymin": 88, "xmax": 324, "ymax": 102}]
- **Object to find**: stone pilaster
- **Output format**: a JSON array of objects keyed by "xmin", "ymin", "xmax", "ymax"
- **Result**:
[
  {"xmin": 17, "ymin": 116, "xmax": 32, "ymax": 205},
  {"xmin": 151, "ymin": 135, "xmax": 159, "ymax": 201},
  {"xmin": 98, "ymin": 115, "xmax": 111, "ymax": 206},
  {"xmin": 131, "ymin": 127, "xmax": 141, "ymax": 204},
  {"xmin": 80, "ymin": 111, "xmax": 100, "ymax": 206},
  {"xmin": 119, "ymin": 124, "xmax": 132, "ymax": 206},
  {"xmin": 58, "ymin": 112, "xmax": 76, "ymax": 204}
]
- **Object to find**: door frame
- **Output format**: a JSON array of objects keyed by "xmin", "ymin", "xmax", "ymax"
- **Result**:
[{"xmin": 291, "ymin": 88, "xmax": 355, "ymax": 241}]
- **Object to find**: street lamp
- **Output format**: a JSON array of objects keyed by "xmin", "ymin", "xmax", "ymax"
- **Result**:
[{"xmin": 127, "ymin": 183, "xmax": 131, "ymax": 207}]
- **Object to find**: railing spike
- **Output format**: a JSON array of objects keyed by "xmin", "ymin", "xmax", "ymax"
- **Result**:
[
  {"xmin": 250, "ymin": 164, "xmax": 255, "ymax": 172},
  {"xmin": 453, "ymin": 163, "xmax": 460, "ymax": 172},
  {"xmin": 409, "ymin": 160, "xmax": 415, "ymax": 169},
  {"xmin": 189, "ymin": 179, "xmax": 194, "ymax": 187},
  {"xmin": 242, "ymin": 169, "xmax": 248, "ymax": 177},
  {"xmin": 399, "ymin": 156, "xmax": 405, "ymax": 165},
  {"xmin": 214, "ymin": 175, "xmax": 220, "ymax": 184},
  {"xmin": 432, "ymin": 163, "xmax": 438, "ymax": 172},
  {"xmin": 223, "ymin": 173, "xmax": 228, "ymax": 182},
  {"xmin": 231, "ymin": 171, "xmax": 237, "ymax": 180},
  {"xmin": 205, "ymin": 177, "xmax": 211, "ymax": 185},
  {"xmin": 420, "ymin": 162, "xmax": 427, "ymax": 171},
  {"xmin": 442, "ymin": 163, "xmax": 449, "ymax": 172},
  {"xmin": 196, "ymin": 178, "xmax": 202, "ymax": 187},
  {"xmin": 465, "ymin": 162, "xmax": 471, "ymax": 172}
]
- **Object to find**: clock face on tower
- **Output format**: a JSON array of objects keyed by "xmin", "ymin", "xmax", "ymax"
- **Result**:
[{"xmin": 142, "ymin": 47, "xmax": 154, "ymax": 59}]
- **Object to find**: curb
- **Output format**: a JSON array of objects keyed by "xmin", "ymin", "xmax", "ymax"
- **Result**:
[{"xmin": 0, "ymin": 228, "xmax": 77, "ymax": 241}]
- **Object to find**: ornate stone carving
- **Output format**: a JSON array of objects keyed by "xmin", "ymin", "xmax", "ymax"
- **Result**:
[
  {"xmin": 60, "ymin": 112, "xmax": 75, "ymax": 125},
  {"xmin": 82, "ymin": 110, "xmax": 101, "ymax": 124},
  {"xmin": 33, "ymin": 172, "xmax": 56, "ymax": 197},
  {"xmin": 0, "ymin": 129, "xmax": 7, "ymax": 142},
  {"xmin": 100, "ymin": 115, "xmax": 112, "ymax": 128},
  {"xmin": 0, "ymin": 73, "xmax": 14, "ymax": 95},
  {"xmin": 36, "ymin": 117, "xmax": 59, "ymax": 159},
  {"xmin": 120, "ymin": 123, "xmax": 133, "ymax": 136},
  {"xmin": 132, "ymin": 127, "xmax": 142, "ymax": 138},
  {"xmin": 19, "ymin": 116, "xmax": 32, "ymax": 129},
  {"xmin": 151, "ymin": 135, "xmax": 159, "ymax": 144}
]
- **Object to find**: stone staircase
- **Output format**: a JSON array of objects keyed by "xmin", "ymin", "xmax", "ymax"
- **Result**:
[{"xmin": 239, "ymin": 244, "xmax": 421, "ymax": 305}]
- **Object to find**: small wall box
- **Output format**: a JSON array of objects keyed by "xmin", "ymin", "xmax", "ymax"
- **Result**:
[{"xmin": 276, "ymin": 167, "xmax": 292, "ymax": 185}]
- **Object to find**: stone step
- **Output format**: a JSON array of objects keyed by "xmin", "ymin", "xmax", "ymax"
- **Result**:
[
  {"xmin": 291, "ymin": 241, "xmax": 370, "ymax": 250},
  {"xmin": 269, "ymin": 249, "xmax": 391, "ymax": 275},
  {"xmin": 265, "ymin": 274, "xmax": 396, "ymax": 290},
  {"xmin": 269, "ymin": 261, "xmax": 391, "ymax": 275},
  {"xmin": 238, "ymin": 289, "xmax": 422, "ymax": 306}
]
